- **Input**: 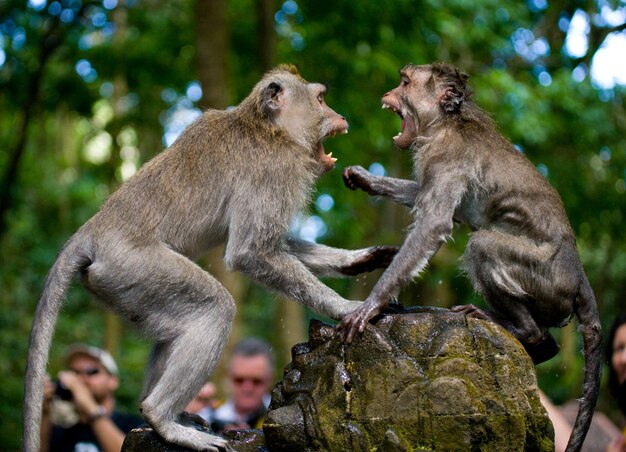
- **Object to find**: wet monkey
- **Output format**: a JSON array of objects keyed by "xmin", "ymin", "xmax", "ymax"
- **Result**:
[
  {"xmin": 339, "ymin": 63, "xmax": 601, "ymax": 452},
  {"xmin": 23, "ymin": 65, "xmax": 397, "ymax": 451}
]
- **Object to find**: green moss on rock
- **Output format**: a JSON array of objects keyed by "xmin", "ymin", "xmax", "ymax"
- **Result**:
[{"xmin": 264, "ymin": 306, "xmax": 554, "ymax": 451}]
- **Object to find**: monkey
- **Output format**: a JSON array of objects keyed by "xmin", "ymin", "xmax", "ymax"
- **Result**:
[
  {"xmin": 23, "ymin": 64, "xmax": 398, "ymax": 452},
  {"xmin": 337, "ymin": 62, "xmax": 601, "ymax": 452}
]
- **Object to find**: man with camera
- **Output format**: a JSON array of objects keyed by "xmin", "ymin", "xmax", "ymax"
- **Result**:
[{"xmin": 40, "ymin": 344, "xmax": 142, "ymax": 452}]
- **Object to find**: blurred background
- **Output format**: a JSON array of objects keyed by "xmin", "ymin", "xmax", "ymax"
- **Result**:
[{"xmin": 1, "ymin": 0, "xmax": 625, "ymax": 448}]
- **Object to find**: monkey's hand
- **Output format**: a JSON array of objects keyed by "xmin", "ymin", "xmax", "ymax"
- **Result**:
[
  {"xmin": 340, "ymin": 245, "xmax": 400, "ymax": 276},
  {"xmin": 337, "ymin": 297, "xmax": 387, "ymax": 344},
  {"xmin": 343, "ymin": 166, "xmax": 378, "ymax": 195}
]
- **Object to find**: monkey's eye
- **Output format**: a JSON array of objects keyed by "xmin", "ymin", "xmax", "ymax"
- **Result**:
[
  {"xmin": 317, "ymin": 94, "xmax": 324, "ymax": 104},
  {"xmin": 401, "ymin": 78, "xmax": 410, "ymax": 87}
]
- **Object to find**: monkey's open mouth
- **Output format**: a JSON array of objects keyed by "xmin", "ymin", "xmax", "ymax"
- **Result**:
[
  {"xmin": 317, "ymin": 142, "xmax": 337, "ymax": 169},
  {"xmin": 382, "ymin": 101, "xmax": 417, "ymax": 150},
  {"xmin": 317, "ymin": 126, "xmax": 348, "ymax": 170}
]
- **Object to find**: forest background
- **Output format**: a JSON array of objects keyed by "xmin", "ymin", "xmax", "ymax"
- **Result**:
[{"xmin": 1, "ymin": 0, "xmax": 625, "ymax": 448}]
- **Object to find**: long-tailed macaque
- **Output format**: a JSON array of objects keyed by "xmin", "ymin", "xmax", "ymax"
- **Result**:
[
  {"xmin": 338, "ymin": 62, "xmax": 601, "ymax": 452},
  {"xmin": 23, "ymin": 65, "xmax": 397, "ymax": 452}
]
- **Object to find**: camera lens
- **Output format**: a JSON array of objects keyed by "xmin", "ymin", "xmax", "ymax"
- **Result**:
[{"xmin": 54, "ymin": 380, "xmax": 73, "ymax": 401}]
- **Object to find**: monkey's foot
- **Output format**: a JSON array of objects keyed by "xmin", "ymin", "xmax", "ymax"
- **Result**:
[
  {"xmin": 151, "ymin": 417, "xmax": 233, "ymax": 451},
  {"xmin": 523, "ymin": 333, "xmax": 560, "ymax": 365},
  {"xmin": 179, "ymin": 411, "xmax": 210, "ymax": 429},
  {"xmin": 450, "ymin": 304, "xmax": 491, "ymax": 320}
]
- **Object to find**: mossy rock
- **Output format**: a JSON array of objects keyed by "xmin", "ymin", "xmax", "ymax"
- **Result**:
[{"xmin": 264, "ymin": 306, "xmax": 554, "ymax": 451}]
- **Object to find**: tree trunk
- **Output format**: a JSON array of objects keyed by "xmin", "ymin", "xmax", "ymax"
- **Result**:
[
  {"xmin": 195, "ymin": 0, "xmax": 247, "ymax": 396},
  {"xmin": 256, "ymin": 0, "xmax": 276, "ymax": 70},
  {"xmin": 275, "ymin": 298, "xmax": 307, "ymax": 370},
  {"xmin": 196, "ymin": 0, "xmax": 229, "ymax": 109}
]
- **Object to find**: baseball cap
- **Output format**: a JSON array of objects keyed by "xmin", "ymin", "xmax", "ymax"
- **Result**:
[{"xmin": 64, "ymin": 344, "xmax": 119, "ymax": 376}]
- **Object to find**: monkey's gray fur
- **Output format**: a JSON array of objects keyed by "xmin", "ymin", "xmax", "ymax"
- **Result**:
[
  {"xmin": 23, "ymin": 65, "xmax": 397, "ymax": 452},
  {"xmin": 339, "ymin": 62, "xmax": 601, "ymax": 452}
]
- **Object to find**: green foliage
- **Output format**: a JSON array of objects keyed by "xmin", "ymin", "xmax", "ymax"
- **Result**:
[{"xmin": 1, "ymin": 0, "xmax": 625, "ymax": 448}]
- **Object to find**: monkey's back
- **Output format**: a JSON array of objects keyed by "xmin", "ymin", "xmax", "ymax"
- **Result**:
[
  {"xmin": 85, "ymin": 108, "xmax": 318, "ymax": 260},
  {"xmin": 435, "ymin": 110, "xmax": 575, "ymax": 244}
]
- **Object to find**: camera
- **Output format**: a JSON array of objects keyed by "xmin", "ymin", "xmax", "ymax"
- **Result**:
[{"xmin": 54, "ymin": 380, "xmax": 73, "ymax": 401}]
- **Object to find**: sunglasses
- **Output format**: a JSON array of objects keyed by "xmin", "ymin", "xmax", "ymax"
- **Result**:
[
  {"xmin": 231, "ymin": 376, "xmax": 266, "ymax": 386},
  {"xmin": 70, "ymin": 367, "xmax": 101, "ymax": 376}
]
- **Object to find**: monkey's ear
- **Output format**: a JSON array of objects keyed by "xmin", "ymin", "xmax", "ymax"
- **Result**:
[
  {"xmin": 438, "ymin": 68, "xmax": 470, "ymax": 114},
  {"xmin": 262, "ymin": 82, "xmax": 284, "ymax": 113},
  {"xmin": 439, "ymin": 86, "xmax": 464, "ymax": 113}
]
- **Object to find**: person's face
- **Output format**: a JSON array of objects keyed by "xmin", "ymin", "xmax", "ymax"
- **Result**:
[
  {"xmin": 228, "ymin": 355, "xmax": 272, "ymax": 414},
  {"xmin": 68, "ymin": 355, "xmax": 119, "ymax": 402},
  {"xmin": 612, "ymin": 324, "xmax": 626, "ymax": 385},
  {"xmin": 185, "ymin": 382, "xmax": 217, "ymax": 413}
]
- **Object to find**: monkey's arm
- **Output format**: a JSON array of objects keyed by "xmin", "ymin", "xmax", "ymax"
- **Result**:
[
  {"xmin": 226, "ymin": 245, "xmax": 363, "ymax": 320},
  {"xmin": 224, "ymin": 215, "xmax": 367, "ymax": 320},
  {"xmin": 285, "ymin": 237, "xmax": 399, "ymax": 277},
  {"xmin": 338, "ymin": 169, "xmax": 466, "ymax": 342},
  {"xmin": 343, "ymin": 165, "xmax": 418, "ymax": 208}
]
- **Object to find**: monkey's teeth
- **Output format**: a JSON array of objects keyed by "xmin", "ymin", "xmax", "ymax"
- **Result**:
[
  {"xmin": 382, "ymin": 104, "xmax": 389, "ymax": 109},
  {"xmin": 342, "ymin": 129, "xmax": 348, "ymax": 134},
  {"xmin": 331, "ymin": 157, "xmax": 338, "ymax": 163},
  {"xmin": 327, "ymin": 152, "xmax": 333, "ymax": 158}
]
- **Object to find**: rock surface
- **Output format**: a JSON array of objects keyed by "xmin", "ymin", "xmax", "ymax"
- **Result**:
[
  {"xmin": 264, "ymin": 306, "xmax": 554, "ymax": 451},
  {"xmin": 123, "ymin": 306, "xmax": 554, "ymax": 451},
  {"xmin": 121, "ymin": 414, "xmax": 266, "ymax": 452}
]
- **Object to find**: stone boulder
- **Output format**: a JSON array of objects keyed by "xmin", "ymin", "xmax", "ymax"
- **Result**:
[{"xmin": 263, "ymin": 306, "xmax": 554, "ymax": 451}]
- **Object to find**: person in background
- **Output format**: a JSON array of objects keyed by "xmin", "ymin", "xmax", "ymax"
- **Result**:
[
  {"xmin": 185, "ymin": 381, "xmax": 218, "ymax": 424},
  {"xmin": 40, "ymin": 344, "xmax": 143, "ymax": 452},
  {"xmin": 606, "ymin": 313, "xmax": 626, "ymax": 452},
  {"xmin": 204, "ymin": 337, "xmax": 275, "ymax": 433}
]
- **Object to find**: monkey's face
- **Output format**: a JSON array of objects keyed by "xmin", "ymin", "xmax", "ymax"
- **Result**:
[
  {"xmin": 265, "ymin": 73, "xmax": 348, "ymax": 172},
  {"xmin": 311, "ymin": 83, "xmax": 349, "ymax": 172},
  {"xmin": 382, "ymin": 65, "xmax": 441, "ymax": 150}
]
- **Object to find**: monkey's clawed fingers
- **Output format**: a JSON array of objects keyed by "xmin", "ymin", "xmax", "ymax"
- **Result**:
[
  {"xmin": 342, "ymin": 165, "xmax": 375, "ymax": 194},
  {"xmin": 340, "ymin": 246, "xmax": 400, "ymax": 276},
  {"xmin": 342, "ymin": 167, "xmax": 359, "ymax": 190},
  {"xmin": 337, "ymin": 301, "xmax": 383, "ymax": 344},
  {"xmin": 372, "ymin": 245, "xmax": 400, "ymax": 268}
]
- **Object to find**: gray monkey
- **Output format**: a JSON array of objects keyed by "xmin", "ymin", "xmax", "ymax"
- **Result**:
[
  {"xmin": 338, "ymin": 62, "xmax": 601, "ymax": 452},
  {"xmin": 23, "ymin": 65, "xmax": 397, "ymax": 452}
]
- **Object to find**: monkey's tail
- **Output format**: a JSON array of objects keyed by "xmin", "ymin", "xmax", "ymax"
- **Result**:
[
  {"xmin": 22, "ymin": 234, "xmax": 93, "ymax": 452},
  {"xmin": 565, "ymin": 275, "xmax": 602, "ymax": 452}
]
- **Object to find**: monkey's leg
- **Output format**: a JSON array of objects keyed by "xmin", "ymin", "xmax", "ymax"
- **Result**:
[
  {"xmin": 143, "ymin": 276, "xmax": 234, "ymax": 449},
  {"xmin": 343, "ymin": 165, "xmax": 419, "ymax": 208},
  {"xmin": 141, "ymin": 315, "xmax": 234, "ymax": 451},
  {"xmin": 87, "ymin": 244, "xmax": 234, "ymax": 451},
  {"xmin": 140, "ymin": 340, "xmax": 172, "ymax": 402},
  {"xmin": 462, "ymin": 230, "xmax": 563, "ymax": 363}
]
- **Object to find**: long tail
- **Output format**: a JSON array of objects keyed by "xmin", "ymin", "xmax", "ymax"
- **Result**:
[
  {"xmin": 22, "ymin": 234, "xmax": 92, "ymax": 452},
  {"xmin": 565, "ymin": 275, "xmax": 602, "ymax": 452}
]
